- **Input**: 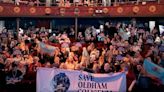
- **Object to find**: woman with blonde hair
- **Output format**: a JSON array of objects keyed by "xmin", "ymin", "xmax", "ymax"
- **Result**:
[
  {"xmin": 65, "ymin": 52, "xmax": 75, "ymax": 70},
  {"xmin": 80, "ymin": 47, "xmax": 90, "ymax": 68}
]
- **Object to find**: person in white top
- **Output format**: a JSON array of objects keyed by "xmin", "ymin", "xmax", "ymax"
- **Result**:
[
  {"xmin": 74, "ymin": 0, "xmax": 79, "ymax": 6},
  {"xmin": 15, "ymin": 0, "xmax": 20, "ymax": 6},
  {"xmin": 102, "ymin": 0, "xmax": 106, "ymax": 6}
]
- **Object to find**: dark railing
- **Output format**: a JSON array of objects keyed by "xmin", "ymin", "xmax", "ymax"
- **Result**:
[{"xmin": 0, "ymin": 0, "xmax": 160, "ymax": 7}]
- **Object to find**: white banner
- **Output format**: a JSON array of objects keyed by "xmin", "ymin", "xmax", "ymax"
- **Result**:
[{"xmin": 37, "ymin": 68, "xmax": 126, "ymax": 92}]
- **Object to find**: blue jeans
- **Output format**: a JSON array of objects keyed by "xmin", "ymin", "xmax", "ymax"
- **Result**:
[{"xmin": 137, "ymin": 76, "xmax": 151, "ymax": 89}]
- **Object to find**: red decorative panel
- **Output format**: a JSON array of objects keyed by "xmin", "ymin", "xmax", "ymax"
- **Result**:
[{"xmin": 0, "ymin": 3, "xmax": 163, "ymax": 17}]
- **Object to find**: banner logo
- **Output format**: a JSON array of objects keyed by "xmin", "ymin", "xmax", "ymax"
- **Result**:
[{"xmin": 51, "ymin": 73, "xmax": 70, "ymax": 92}]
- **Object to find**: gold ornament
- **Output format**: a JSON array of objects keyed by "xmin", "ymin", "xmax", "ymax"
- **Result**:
[
  {"xmin": 149, "ymin": 5, "xmax": 156, "ymax": 13},
  {"xmin": 117, "ymin": 7, "xmax": 123, "ymax": 13},
  {"xmin": 29, "ymin": 7, "xmax": 36, "ymax": 14},
  {"xmin": 14, "ymin": 7, "xmax": 21, "ymax": 13},
  {"xmin": 133, "ymin": 6, "xmax": 139, "ymax": 13},
  {"xmin": 103, "ymin": 8, "xmax": 109, "ymax": 14},
  {"xmin": 45, "ymin": 8, "xmax": 51, "ymax": 14}
]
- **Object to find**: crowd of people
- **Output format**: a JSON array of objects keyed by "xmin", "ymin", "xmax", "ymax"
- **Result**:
[
  {"xmin": 0, "ymin": 19, "xmax": 164, "ymax": 91},
  {"xmin": 0, "ymin": 0, "xmax": 159, "ymax": 6}
]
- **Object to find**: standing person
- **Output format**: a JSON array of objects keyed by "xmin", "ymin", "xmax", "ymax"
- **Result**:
[
  {"xmin": 135, "ymin": 60, "xmax": 160, "ymax": 92},
  {"xmin": 64, "ymin": 52, "xmax": 76, "ymax": 70},
  {"xmin": 102, "ymin": 0, "xmax": 107, "ymax": 6},
  {"xmin": 101, "ymin": 63, "xmax": 113, "ymax": 73},
  {"xmin": 92, "ymin": 63, "xmax": 100, "ymax": 73},
  {"xmin": 46, "ymin": 0, "xmax": 52, "ymax": 6},
  {"xmin": 159, "ymin": 52, "xmax": 164, "ymax": 68},
  {"xmin": 65, "ymin": 0, "xmax": 71, "ymax": 7},
  {"xmin": 136, "ymin": 0, "xmax": 140, "ymax": 5},
  {"xmin": 59, "ymin": 0, "xmax": 65, "ymax": 6},
  {"xmin": 0, "ymin": 58, "xmax": 5, "ymax": 91},
  {"xmin": 74, "ymin": 0, "xmax": 79, "ymax": 6},
  {"xmin": 65, "ymin": 57, "xmax": 75, "ymax": 70},
  {"xmin": 84, "ymin": 0, "xmax": 91, "ymax": 6},
  {"xmin": 15, "ymin": 0, "xmax": 20, "ymax": 5},
  {"xmin": 107, "ymin": 0, "xmax": 111, "ymax": 6},
  {"xmin": 103, "ymin": 0, "xmax": 111, "ymax": 6},
  {"xmin": 69, "ymin": 0, "xmax": 73, "ymax": 3}
]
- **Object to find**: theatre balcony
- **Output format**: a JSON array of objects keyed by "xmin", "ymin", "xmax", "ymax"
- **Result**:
[{"xmin": 0, "ymin": 0, "xmax": 163, "ymax": 17}]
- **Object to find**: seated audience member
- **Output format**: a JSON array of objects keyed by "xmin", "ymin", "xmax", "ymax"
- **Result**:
[{"xmin": 65, "ymin": 0, "xmax": 71, "ymax": 7}]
